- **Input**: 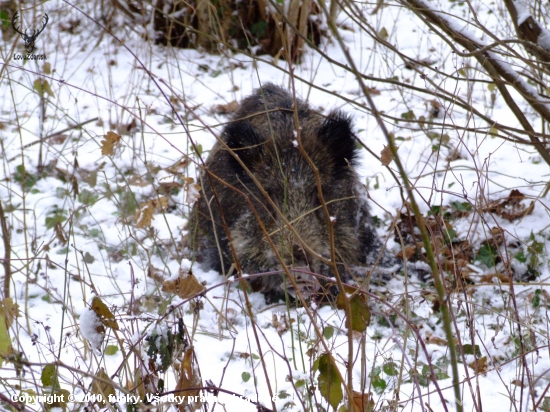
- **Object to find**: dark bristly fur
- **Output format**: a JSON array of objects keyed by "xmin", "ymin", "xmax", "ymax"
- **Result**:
[{"xmin": 189, "ymin": 84, "xmax": 397, "ymax": 301}]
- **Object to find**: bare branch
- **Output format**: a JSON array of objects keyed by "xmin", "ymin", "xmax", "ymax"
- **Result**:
[
  {"xmin": 401, "ymin": 0, "xmax": 550, "ymax": 166},
  {"xmin": 504, "ymin": 0, "xmax": 550, "ymax": 67}
]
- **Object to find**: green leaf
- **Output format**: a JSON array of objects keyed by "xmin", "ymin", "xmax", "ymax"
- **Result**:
[
  {"xmin": 371, "ymin": 373, "xmax": 387, "ymax": 394},
  {"xmin": 277, "ymin": 390, "xmax": 290, "ymax": 399},
  {"xmin": 382, "ymin": 361, "xmax": 399, "ymax": 376},
  {"xmin": 400, "ymin": 110, "xmax": 415, "ymax": 121},
  {"xmin": 33, "ymin": 79, "xmax": 43, "ymax": 95},
  {"xmin": 435, "ymin": 369, "xmax": 450, "ymax": 380},
  {"xmin": 83, "ymin": 252, "xmax": 95, "ymax": 264},
  {"xmin": 14, "ymin": 164, "xmax": 39, "ymax": 190},
  {"xmin": 45, "ymin": 208, "xmax": 67, "ymax": 229},
  {"xmin": 0, "ymin": 10, "xmax": 10, "ymax": 29},
  {"xmin": 450, "ymin": 201, "xmax": 472, "ymax": 213},
  {"xmin": 476, "ymin": 243, "xmax": 497, "ymax": 267},
  {"xmin": 0, "ymin": 310, "xmax": 12, "ymax": 362},
  {"xmin": 42, "ymin": 80, "xmax": 55, "ymax": 97},
  {"xmin": 145, "ymin": 329, "xmax": 174, "ymax": 373},
  {"xmin": 32, "ymin": 79, "xmax": 54, "ymax": 97},
  {"xmin": 461, "ymin": 344, "xmax": 482, "ymax": 357},
  {"xmin": 251, "ymin": 20, "xmax": 267, "ymax": 37},
  {"xmin": 41, "ymin": 364, "xmax": 60, "ymax": 389},
  {"xmin": 78, "ymin": 189, "xmax": 99, "ymax": 206},
  {"xmin": 532, "ymin": 289, "xmax": 542, "ymax": 308},
  {"xmin": 241, "ymin": 371, "xmax": 251, "ymax": 382},
  {"xmin": 336, "ymin": 293, "xmax": 371, "ymax": 332},
  {"xmin": 295, "ymin": 379, "xmax": 306, "ymax": 388},
  {"xmin": 105, "ymin": 345, "xmax": 118, "ymax": 355},
  {"xmin": 528, "ymin": 238, "xmax": 544, "ymax": 268},
  {"xmin": 430, "ymin": 205, "xmax": 442, "ymax": 215},
  {"xmin": 418, "ymin": 364, "xmax": 431, "ymax": 386},
  {"xmin": 443, "ymin": 228, "xmax": 456, "ymax": 243},
  {"xmin": 323, "ymin": 326, "xmax": 334, "ymax": 340},
  {"xmin": 317, "ymin": 353, "xmax": 343, "ymax": 409},
  {"xmin": 514, "ymin": 250, "xmax": 527, "ymax": 263}
]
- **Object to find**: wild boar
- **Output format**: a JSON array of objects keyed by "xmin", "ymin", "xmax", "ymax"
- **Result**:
[{"xmin": 188, "ymin": 84, "xmax": 397, "ymax": 301}]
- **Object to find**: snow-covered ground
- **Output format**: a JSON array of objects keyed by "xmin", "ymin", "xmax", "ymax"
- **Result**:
[{"xmin": 1, "ymin": 1, "xmax": 550, "ymax": 411}]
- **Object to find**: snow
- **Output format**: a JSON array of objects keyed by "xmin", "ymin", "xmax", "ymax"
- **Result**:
[
  {"xmin": 538, "ymin": 28, "xmax": 550, "ymax": 51},
  {"xmin": 79, "ymin": 307, "xmax": 104, "ymax": 354},
  {"xmin": 1, "ymin": 0, "xmax": 550, "ymax": 411},
  {"xmin": 514, "ymin": 0, "xmax": 532, "ymax": 26}
]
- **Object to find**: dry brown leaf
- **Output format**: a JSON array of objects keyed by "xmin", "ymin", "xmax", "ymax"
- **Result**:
[
  {"xmin": 91, "ymin": 296, "xmax": 120, "ymax": 330},
  {"xmin": 147, "ymin": 264, "xmax": 164, "ymax": 283},
  {"xmin": 176, "ymin": 347, "xmax": 202, "ymax": 411},
  {"xmin": 159, "ymin": 181, "xmax": 183, "ymax": 195},
  {"xmin": 153, "ymin": 196, "xmax": 168, "ymax": 211},
  {"xmin": 135, "ymin": 202, "xmax": 155, "ymax": 228},
  {"xmin": 128, "ymin": 174, "xmax": 149, "ymax": 187},
  {"xmin": 135, "ymin": 197, "xmax": 169, "ymax": 228},
  {"xmin": 162, "ymin": 271, "xmax": 206, "ymax": 299},
  {"xmin": 54, "ymin": 222, "xmax": 67, "ymax": 245},
  {"xmin": 129, "ymin": 368, "xmax": 155, "ymax": 403},
  {"xmin": 365, "ymin": 87, "xmax": 381, "ymax": 96},
  {"xmin": 91, "ymin": 368, "xmax": 116, "ymax": 405},
  {"xmin": 426, "ymin": 99, "xmax": 442, "ymax": 117},
  {"xmin": 1, "ymin": 298, "xmax": 20, "ymax": 328},
  {"xmin": 396, "ymin": 245, "xmax": 416, "ymax": 259},
  {"xmin": 352, "ymin": 391, "xmax": 374, "ymax": 412},
  {"xmin": 468, "ymin": 356, "xmax": 488, "ymax": 374},
  {"xmin": 426, "ymin": 335, "xmax": 448, "ymax": 346},
  {"xmin": 380, "ymin": 144, "xmax": 396, "ymax": 166},
  {"xmin": 185, "ymin": 183, "xmax": 201, "ymax": 204},
  {"xmin": 165, "ymin": 158, "xmax": 189, "ymax": 174},
  {"xmin": 211, "ymin": 100, "xmax": 239, "ymax": 115},
  {"xmin": 50, "ymin": 134, "xmax": 68, "ymax": 145},
  {"xmin": 443, "ymin": 259, "xmax": 473, "ymax": 285},
  {"xmin": 479, "ymin": 273, "xmax": 511, "ymax": 283},
  {"xmin": 484, "ymin": 189, "xmax": 534, "ymax": 222},
  {"xmin": 100, "ymin": 131, "xmax": 122, "ymax": 156},
  {"xmin": 272, "ymin": 313, "xmax": 290, "ymax": 335}
]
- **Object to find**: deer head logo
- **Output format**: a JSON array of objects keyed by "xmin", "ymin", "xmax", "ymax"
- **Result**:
[{"xmin": 12, "ymin": 11, "xmax": 49, "ymax": 54}]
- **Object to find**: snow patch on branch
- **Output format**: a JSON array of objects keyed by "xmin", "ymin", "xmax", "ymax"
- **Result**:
[
  {"xmin": 414, "ymin": 0, "xmax": 550, "ymax": 113},
  {"xmin": 415, "ymin": 0, "xmax": 488, "ymax": 46},
  {"xmin": 538, "ymin": 29, "xmax": 550, "ymax": 51},
  {"xmin": 513, "ymin": 0, "xmax": 550, "ymax": 52},
  {"xmin": 513, "ymin": 0, "xmax": 531, "ymax": 26},
  {"xmin": 486, "ymin": 49, "xmax": 550, "ymax": 109}
]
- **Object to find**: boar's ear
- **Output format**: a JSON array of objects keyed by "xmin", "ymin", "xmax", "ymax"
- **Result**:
[
  {"xmin": 223, "ymin": 120, "xmax": 264, "ymax": 170},
  {"xmin": 318, "ymin": 112, "xmax": 358, "ymax": 175}
]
